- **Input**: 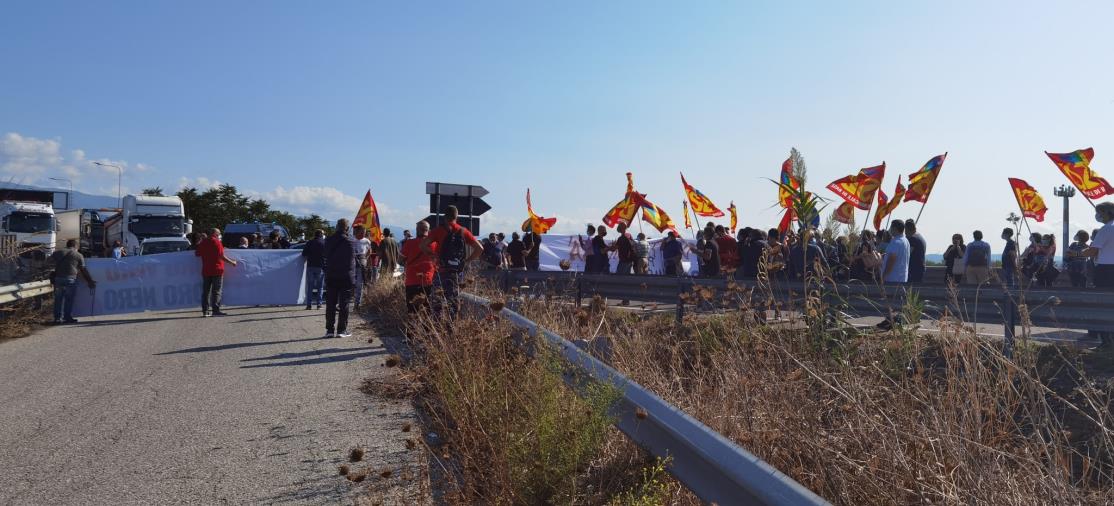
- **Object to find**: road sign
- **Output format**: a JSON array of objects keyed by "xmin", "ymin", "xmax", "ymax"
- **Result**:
[
  {"xmin": 423, "ymin": 215, "xmax": 480, "ymax": 236},
  {"xmin": 425, "ymin": 182, "xmax": 488, "ymax": 198},
  {"xmin": 429, "ymin": 194, "xmax": 490, "ymax": 216}
]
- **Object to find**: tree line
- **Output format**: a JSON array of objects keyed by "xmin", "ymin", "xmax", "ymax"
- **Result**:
[{"xmin": 142, "ymin": 185, "xmax": 335, "ymax": 240}]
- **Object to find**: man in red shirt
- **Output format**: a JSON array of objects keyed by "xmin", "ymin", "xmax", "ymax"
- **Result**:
[
  {"xmin": 195, "ymin": 228, "xmax": 239, "ymax": 317},
  {"xmin": 420, "ymin": 205, "xmax": 483, "ymax": 317},
  {"xmin": 401, "ymin": 220, "xmax": 436, "ymax": 314},
  {"xmin": 715, "ymin": 225, "xmax": 739, "ymax": 274}
]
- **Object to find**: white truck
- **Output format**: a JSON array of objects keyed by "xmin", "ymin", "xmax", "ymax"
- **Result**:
[
  {"xmin": 0, "ymin": 200, "xmax": 56, "ymax": 257},
  {"xmin": 104, "ymin": 195, "xmax": 192, "ymax": 256},
  {"xmin": 55, "ymin": 208, "xmax": 109, "ymax": 257}
]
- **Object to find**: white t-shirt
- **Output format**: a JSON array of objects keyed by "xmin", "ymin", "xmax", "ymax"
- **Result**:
[
  {"xmin": 355, "ymin": 237, "xmax": 372, "ymax": 264},
  {"xmin": 1093, "ymin": 222, "xmax": 1114, "ymax": 265}
]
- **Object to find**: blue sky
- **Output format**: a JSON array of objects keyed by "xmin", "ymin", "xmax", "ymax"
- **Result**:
[{"xmin": 2, "ymin": 1, "xmax": 1112, "ymax": 252}]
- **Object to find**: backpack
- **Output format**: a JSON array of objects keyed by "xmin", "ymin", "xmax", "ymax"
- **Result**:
[
  {"xmin": 439, "ymin": 225, "xmax": 468, "ymax": 273},
  {"xmin": 968, "ymin": 245, "xmax": 989, "ymax": 267}
]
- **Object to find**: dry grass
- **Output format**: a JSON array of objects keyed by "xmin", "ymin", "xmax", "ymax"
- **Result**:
[
  {"xmin": 366, "ymin": 274, "xmax": 1114, "ymax": 505},
  {"xmin": 0, "ymin": 300, "xmax": 49, "ymax": 342}
]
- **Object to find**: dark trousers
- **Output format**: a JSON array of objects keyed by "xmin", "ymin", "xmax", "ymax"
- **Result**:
[
  {"xmin": 52, "ymin": 277, "xmax": 78, "ymax": 322},
  {"xmin": 201, "ymin": 275, "xmax": 223, "ymax": 313},
  {"xmin": 406, "ymin": 284, "xmax": 433, "ymax": 314},
  {"xmin": 325, "ymin": 277, "xmax": 353, "ymax": 333},
  {"xmin": 1092, "ymin": 265, "xmax": 1114, "ymax": 345},
  {"xmin": 433, "ymin": 271, "xmax": 461, "ymax": 317}
]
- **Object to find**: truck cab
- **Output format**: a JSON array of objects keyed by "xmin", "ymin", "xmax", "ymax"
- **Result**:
[
  {"xmin": 104, "ymin": 195, "xmax": 191, "ymax": 256},
  {"xmin": 138, "ymin": 237, "xmax": 191, "ymax": 255},
  {"xmin": 0, "ymin": 201, "xmax": 56, "ymax": 257}
]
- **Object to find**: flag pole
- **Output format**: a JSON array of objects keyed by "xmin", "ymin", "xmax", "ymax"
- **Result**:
[{"xmin": 1021, "ymin": 216, "xmax": 1033, "ymax": 236}]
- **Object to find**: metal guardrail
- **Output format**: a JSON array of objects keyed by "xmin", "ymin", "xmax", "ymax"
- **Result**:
[
  {"xmin": 459, "ymin": 291, "xmax": 830, "ymax": 505},
  {"xmin": 0, "ymin": 280, "xmax": 52, "ymax": 306},
  {"xmin": 490, "ymin": 270, "xmax": 1114, "ymax": 353}
]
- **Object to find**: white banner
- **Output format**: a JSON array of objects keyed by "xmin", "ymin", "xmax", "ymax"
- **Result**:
[
  {"xmin": 72, "ymin": 250, "xmax": 306, "ymax": 316},
  {"xmin": 537, "ymin": 234, "xmax": 702, "ymax": 275}
]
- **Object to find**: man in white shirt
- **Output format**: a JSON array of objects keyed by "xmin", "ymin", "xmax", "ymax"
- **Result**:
[
  {"xmin": 1084, "ymin": 202, "xmax": 1114, "ymax": 347},
  {"xmin": 352, "ymin": 225, "xmax": 373, "ymax": 307},
  {"xmin": 882, "ymin": 219, "xmax": 910, "ymax": 284}
]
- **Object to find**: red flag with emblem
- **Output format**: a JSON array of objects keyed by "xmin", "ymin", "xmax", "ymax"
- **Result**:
[
  {"xmin": 1008, "ymin": 178, "xmax": 1048, "ymax": 222},
  {"xmin": 352, "ymin": 189, "xmax": 383, "ymax": 243},
  {"xmin": 1045, "ymin": 148, "xmax": 1114, "ymax": 200}
]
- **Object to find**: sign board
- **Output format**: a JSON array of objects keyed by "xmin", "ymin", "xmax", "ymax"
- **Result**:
[
  {"xmin": 428, "ymin": 194, "xmax": 490, "ymax": 216},
  {"xmin": 425, "ymin": 182, "xmax": 488, "ymax": 198},
  {"xmin": 423, "ymin": 215, "xmax": 480, "ymax": 236}
]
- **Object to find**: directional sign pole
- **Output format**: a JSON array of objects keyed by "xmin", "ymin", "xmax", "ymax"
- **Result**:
[{"xmin": 435, "ymin": 183, "xmax": 441, "ymax": 229}]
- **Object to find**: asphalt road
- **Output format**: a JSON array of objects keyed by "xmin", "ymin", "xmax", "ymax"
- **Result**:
[{"xmin": 0, "ymin": 305, "xmax": 423, "ymax": 505}]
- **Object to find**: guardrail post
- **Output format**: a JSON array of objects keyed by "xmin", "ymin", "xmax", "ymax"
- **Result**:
[
  {"xmin": 676, "ymin": 278, "xmax": 687, "ymax": 324},
  {"xmin": 1003, "ymin": 295, "xmax": 1016, "ymax": 359},
  {"xmin": 576, "ymin": 277, "xmax": 583, "ymax": 308}
]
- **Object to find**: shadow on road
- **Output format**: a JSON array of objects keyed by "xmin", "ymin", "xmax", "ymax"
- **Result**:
[
  {"xmin": 233, "ymin": 314, "xmax": 321, "ymax": 324},
  {"xmin": 69, "ymin": 315, "xmax": 198, "ymax": 327},
  {"xmin": 240, "ymin": 347, "xmax": 377, "ymax": 362},
  {"xmin": 239, "ymin": 349, "xmax": 386, "ymax": 368},
  {"xmin": 154, "ymin": 336, "xmax": 330, "ymax": 355}
]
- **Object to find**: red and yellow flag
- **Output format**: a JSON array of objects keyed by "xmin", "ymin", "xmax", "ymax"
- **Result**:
[
  {"xmin": 827, "ymin": 163, "xmax": 886, "ymax": 210},
  {"xmin": 352, "ymin": 189, "xmax": 383, "ymax": 242},
  {"xmin": 682, "ymin": 200, "xmax": 692, "ymax": 229},
  {"xmin": 832, "ymin": 201, "xmax": 856, "ymax": 225},
  {"xmin": 779, "ymin": 156, "xmax": 801, "ymax": 209},
  {"xmin": 521, "ymin": 188, "xmax": 557, "ymax": 234},
  {"xmin": 1045, "ymin": 148, "xmax": 1114, "ymax": 199},
  {"xmin": 680, "ymin": 173, "xmax": 724, "ymax": 217},
  {"xmin": 640, "ymin": 198, "xmax": 678, "ymax": 234},
  {"xmin": 873, "ymin": 177, "xmax": 906, "ymax": 231},
  {"xmin": 602, "ymin": 172, "xmax": 644, "ymax": 227},
  {"xmin": 1008, "ymin": 178, "xmax": 1048, "ymax": 222},
  {"xmin": 728, "ymin": 201, "xmax": 737, "ymax": 233},
  {"xmin": 904, "ymin": 153, "xmax": 947, "ymax": 203}
]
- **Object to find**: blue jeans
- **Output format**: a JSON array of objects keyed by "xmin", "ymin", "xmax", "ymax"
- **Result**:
[
  {"xmin": 305, "ymin": 266, "xmax": 324, "ymax": 307},
  {"xmin": 433, "ymin": 271, "xmax": 462, "ymax": 318},
  {"xmin": 354, "ymin": 265, "xmax": 366, "ymax": 306},
  {"xmin": 53, "ymin": 277, "xmax": 78, "ymax": 322},
  {"xmin": 1001, "ymin": 265, "xmax": 1016, "ymax": 288}
]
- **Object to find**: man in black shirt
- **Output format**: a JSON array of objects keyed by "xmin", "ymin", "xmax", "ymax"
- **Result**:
[
  {"xmin": 701, "ymin": 228, "xmax": 720, "ymax": 277},
  {"xmin": 506, "ymin": 232, "xmax": 526, "ymax": 269},
  {"xmin": 905, "ymin": 219, "xmax": 927, "ymax": 284}
]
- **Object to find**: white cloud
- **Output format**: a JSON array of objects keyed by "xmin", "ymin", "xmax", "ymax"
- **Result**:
[
  {"xmin": 0, "ymin": 132, "xmax": 154, "ymax": 188},
  {"xmin": 257, "ymin": 185, "xmax": 364, "ymax": 218},
  {"xmin": 177, "ymin": 176, "xmax": 225, "ymax": 190}
]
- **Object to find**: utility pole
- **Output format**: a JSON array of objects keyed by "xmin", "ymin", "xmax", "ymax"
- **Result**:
[
  {"xmin": 93, "ymin": 162, "xmax": 124, "ymax": 209},
  {"xmin": 1054, "ymin": 185, "xmax": 1075, "ymax": 265}
]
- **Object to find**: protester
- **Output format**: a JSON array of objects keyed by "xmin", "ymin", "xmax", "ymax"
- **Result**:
[
  {"xmin": 715, "ymin": 225, "xmax": 739, "ymax": 274},
  {"xmin": 1067, "ymin": 230, "xmax": 1090, "ymax": 288},
  {"xmin": 1000, "ymin": 228, "xmax": 1019, "ymax": 287},
  {"xmin": 110, "ymin": 240, "xmax": 126, "ymax": 259},
  {"xmin": 379, "ymin": 229, "xmax": 400, "ymax": 278},
  {"xmin": 662, "ymin": 231, "xmax": 684, "ymax": 276},
  {"xmin": 302, "ymin": 229, "xmax": 326, "ymax": 310},
  {"xmin": 352, "ymin": 225, "xmax": 372, "ymax": 307},
  {"xmin": 905, "ymin": 219, "xmax": 926, "ymax": 284},
  {"xmin": 1034, "ymin": 234, "xmax": 1059, "ymax": 288},
  {"xmin": 943, "ymin": 234, "xmax": 966, "ymax": 284},
  {"xmin": 506, "ymin": 232, "xmax": 527, "ymax": 270},
  {"xmin": 1083, "ymin": 202, "xmax": 1114, "ymax": 347},
  {"xmin": 850, "ymin": 231, "xmax": 881, "ymax": 282},
  {"xmin": 740, "ymin": 229, "xmax": 768, "ymax": 279},
  {"xmin": 237, "ymin": 236, "xmax": 251, "ymax": 249},
  {"xmin": 524, "ymin": 231, "xmax": 541, "ymax": 271},
  {"xmin": 581, "ymin": 225, "xmax": 596, "ymax": 273},
  {"xmin": 420, "ymin": 205, "xmax": 483, "ymax": 316},
  {"xmin": 1019, "ymin": 232, "xmax": 1044, "ymax": 286},
  {"xmin": 881, "ymin": 219, "xmax": 910, "ymax": 284},
  {"xmin": 401, "ymin": 220, "xmax": 436, "ymax": 315},
  {"xmin": 267, "ymin": 230, "xmax": 290, "ymax": 249},
  {"xmin": 482, "ymin": 233, "xmax": 503, "ymax": 270},
  {"xmin": 592, "ymin": 226, "xmax": 610, "ymax": 274},
  {"xmin": 612, "ymin": 223, "xmax": 634, "ymax": 276},
  {"xmin": 789, "ymin": 230, "xmax": 827, "ymax": 280},
  {"xmin": 195, "ymin": 228, "xmax": 238, "ymax": 317},
  {"xmin": 323, "ymin": 219, "xmax": 357, "ymax": 337},
  {"xmin": 49, "ymin": 239, "xmax": 97, "ymax": 324},
  {"xmin": 701, "ymin": 227, "xmax": 721, "ymax": 277},
  {"xmin": 252, "ymin": 233, "xmax": 264, "ymax": 249},
  {"xmin": 765, "ymin": 229, "xmax": 788, "ymax": 278},
  {"xmin": 633, "ymin": 232, "xmax": 650, "ymax": 274},
  {"xmin": 962, "ymin": 230, "xmax": 992, "ymax": 285}
]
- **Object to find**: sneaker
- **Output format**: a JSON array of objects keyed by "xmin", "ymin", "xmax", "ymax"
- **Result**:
[
  {"xmin": 337, "ymin": 331, "xmax": 352, "ymax": 338},
  {"xmin": 202, "ymin": 312, "xmax": 211, "ymax": 318},
  {"xmin": 316, "ymin": 305, "xmax": 322, "ymax": 310},
  {"xmin": 325, "ymin": 332, "xmax": 335, "ymax": 338}
]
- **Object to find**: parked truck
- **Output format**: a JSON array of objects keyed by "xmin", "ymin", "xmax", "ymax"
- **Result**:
[
  {"xmin": 55, "ymin": 208, "xmax": 108, "ymax": 257},
  {"xmin": 104, "ymin": 195, "xmax": 192, "ymax": 256},
  {"xmin": 0, "ymin": 191, "xmax": 57, "ymax": 258}
]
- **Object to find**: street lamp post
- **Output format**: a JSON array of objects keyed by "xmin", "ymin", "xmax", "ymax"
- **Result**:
[
  {"xmin": 1054, "ymin": 185, "xmax": 1076, "ymax": 266},
  {"xmin": 1006, "ymin": 212, "xmax": 1021, "ymax": 236},
  {"xmin": 93, "ymin": 162, "xmax": 124, "ymax": 209},
  {"xmin": 48, "ymin": 177, "xmax": 72, "ymax": 209}
]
